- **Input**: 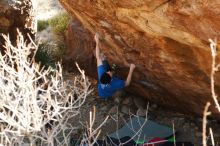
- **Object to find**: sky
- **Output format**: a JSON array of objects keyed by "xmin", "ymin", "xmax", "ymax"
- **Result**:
[
  {"xmin": 34, "ymin": 0, "xmax": 65, "ymax": 20},
  {"xmin": 6, "ymin": 0, "xmax": 65, "ymax": 20}
]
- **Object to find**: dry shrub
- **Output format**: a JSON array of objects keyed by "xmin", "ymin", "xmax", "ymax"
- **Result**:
[{"xmin": 0, "ymin": 30, "xmax": 92, "ymax": 146}]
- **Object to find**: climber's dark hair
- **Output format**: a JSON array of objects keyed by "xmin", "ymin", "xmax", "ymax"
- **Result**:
[{"xmin": 100, "ymin": 72, "xmax": 111, "ymax": 84}]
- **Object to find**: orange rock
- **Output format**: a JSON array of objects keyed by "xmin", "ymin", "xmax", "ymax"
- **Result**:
[
  {"xmin": 0, "ymin": 0, "xmax": 34, "ymax": 48},
  {"xmin": 60, "ymin": 0, "xmax": 220, "ymax": 119}
]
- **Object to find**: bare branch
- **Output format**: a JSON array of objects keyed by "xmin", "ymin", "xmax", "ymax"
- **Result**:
[
  {"xmin": 209, "ymin": 39, "xmax": 220, "ymax": 112},
  {"xmin": 0, "ymin": 30, "xmax": 92, "ymax": 145},
  {"xmin": 202, "ymin": 102, "xmax": 211, "ymax": 146}
]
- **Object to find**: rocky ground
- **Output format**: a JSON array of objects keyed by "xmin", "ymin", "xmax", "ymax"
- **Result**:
[{"xmin": 64, "ymin": 73, "xmax": 220, "ymax": 146}]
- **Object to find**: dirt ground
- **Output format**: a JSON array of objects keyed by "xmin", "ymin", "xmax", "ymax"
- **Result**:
[{"xmin": 65, "ymin": 74, "xmax": 220, "ymax": 146}]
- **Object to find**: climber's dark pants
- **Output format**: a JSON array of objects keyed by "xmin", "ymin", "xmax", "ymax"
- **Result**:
[{"xmin": 102, "ymin": 60, "xmax": 111, "ymax": 72}]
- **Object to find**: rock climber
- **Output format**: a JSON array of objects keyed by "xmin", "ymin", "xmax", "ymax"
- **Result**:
[{"xmin": 94, "ymin": 33, "xmax": 136, "ymax": 99}]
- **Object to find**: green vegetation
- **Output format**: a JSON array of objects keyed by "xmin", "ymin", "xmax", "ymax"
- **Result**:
[
  {"xmin": 35, "ymin": 42, "xmax": 67, "ymax": 68},
  {"xmin": 48, "ymin": 12, "xmax": 70, "ymax": 35},
  {"xmin": 37, "ymin": 20, "xmax": 49, "ymax": 32},
  {"xmin": 36, "ymin": 12, "xmax": 70, "ymax": 68},
  {"xmin": 37, "ymin": 12, "xmax": 70, "ymax": 33},
  {"xmin": 35, "ymin": 43, "xmax": 56, "ymax": 68}
]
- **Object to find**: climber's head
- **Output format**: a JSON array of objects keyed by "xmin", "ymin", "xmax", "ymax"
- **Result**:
[{"xmin": 100, "ymin": 71, "xmax": 112, "ymax": 84}]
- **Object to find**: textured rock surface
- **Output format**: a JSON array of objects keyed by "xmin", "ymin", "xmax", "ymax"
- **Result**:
[
  {"xmin": 0, "ymin": 0, "xmax": 33, "ymax": 48},
  {"xmin": 60, "ymin": 0, "xmax": 220, "ymax": 118}
]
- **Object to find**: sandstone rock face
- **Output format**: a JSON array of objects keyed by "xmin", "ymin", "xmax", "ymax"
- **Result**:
[
  {"xmin": 0, "ymin": 0, "xmax": 33, "ymax": 48},
  {"xmin": 63, "ymin": 18, "xmax": 97, "ymax": 77},
  {"xmin": 60, "ymin": 0, "xmax": 220, "ymax": 118}
]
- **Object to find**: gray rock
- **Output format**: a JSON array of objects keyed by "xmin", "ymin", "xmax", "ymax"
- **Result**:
[
  {"xmin": 133, "ymin": 97, "xmax": 146, "ymax": 109},
  {"xmin": 108, "ymin": 106, "xmax": 118, "ymax": 115},
  {"xmin": 87, "ymin": 96, "xmax": 96, "ymax": 102},
  {"xmin": 120, "ymin": 105, "xmax": 129, "ymax": 114},
  {"xmin": 194, "ymin": 126, "xmax": 199, "ymax": 130},
  {"xmin": 114, "ymin": 97, "xmax": 121, "ymax": 104},
  {"xmin": 151, "ymin": 104, "xmax": 158, "ymax": 109},
  {"xmin": 100, "ymin": 103, "xmax": 113, "ymax": 111},
  {"xmin": 136, "ymin": 108, "xmax": 147, "ymax": 117},
  {"xmin": 182, "ymin": 124, "xmax": 190, "ymax": 131},
  {"xmin": 122, "ymin": 97, "xmax": 132, "ymax": 105},
  {"xmin": 111, "ymin": 114, "xmax": 119, "ymax": 121},
  {"xmin": 112, "ymin": 90, "xmax": 126, "ymax": 104},
  {"xmin": 195, "ymin": 132, "xmax": 201, "ymax": 137},
  {"xmin": 112, "ymin": 90, "xmax": 125, "ymax": 98},
  {"xmin": 100, "ymin": 105, "xmax": 108, "ymax": 111}
]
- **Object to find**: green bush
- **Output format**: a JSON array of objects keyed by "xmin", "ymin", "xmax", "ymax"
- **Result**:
[
  {"xmin": 37, "ymin": 20, "xmax": 49, "ymax": 32},
  {"xmin": 53, "ymin": 42, "xmax": 67, "ymax": 61},
  {"xmin": 35, "ymin": 42, "xmax": 67, "ymax": 69},
  {"xmin": 48, "ymin": 13, "xmax": 70, "ymax": 35},
  {"xmin": 35, "ymin": 43, "xmax": 56, "ymax": 69},
  {"xmin": 36, "ymin": 13, "xmax": 69, "ymax": 68}
]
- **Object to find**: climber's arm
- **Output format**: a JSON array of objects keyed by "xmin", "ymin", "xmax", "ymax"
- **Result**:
[
  {"xmin": 94, "ymin": 33, "xmax": 103, "ymax": 66},
  {"xmin": 125, "ymin": 64, "xmax": 136, "ymax": 87}
]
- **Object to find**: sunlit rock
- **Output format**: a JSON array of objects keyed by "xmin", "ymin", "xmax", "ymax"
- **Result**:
[
  {"xmin": 60, "ymin": 0, "xmax": 220, "ymax": 119},
  {"xmin": 0, "ymin": 0, "xmax": 34, "ymax": 48}
]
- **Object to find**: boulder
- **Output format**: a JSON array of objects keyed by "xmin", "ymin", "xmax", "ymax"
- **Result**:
[
  {"xmin": 60, "ymin": 0, "xmax": 220, "ymax": 119},
  {"xmin": 0, "ymin": 0, "xmax": 34, "ymax": 49}
]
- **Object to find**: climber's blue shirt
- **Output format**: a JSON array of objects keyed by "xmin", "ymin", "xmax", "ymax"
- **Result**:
[{"xmin": 97, "ymin": 63, "xmax": 125, "ymax": 99}]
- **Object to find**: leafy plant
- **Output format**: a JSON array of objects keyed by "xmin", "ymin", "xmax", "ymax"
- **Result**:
[
  {"xmin": 48, "ymin": 12, "xmax": 70, "ymax": 35},
  {"xmin": 37, "ymin": 20, "xmax": 49, "ymax": 31},
  {"xmin": 35, "ymin": 43, "xmax": 56, "ymax": 68},
  {"xmin": 35, "ymin": 42, "xmax": 67, "ymax": 69}
]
